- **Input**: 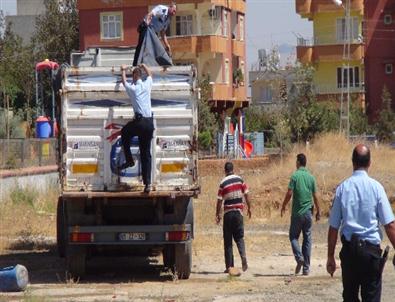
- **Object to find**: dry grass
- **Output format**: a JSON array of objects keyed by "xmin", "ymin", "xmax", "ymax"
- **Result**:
[
  {"xmin": 0, "ymin": 185, "xmax": 58, "ymax": 253},
  {"xmin": 196, "ymin": 133, "xmax": 395, "ymax": 228},
  {"xmin": 1, "ymin": 133, "xmax": 393, "ymax": 254}
]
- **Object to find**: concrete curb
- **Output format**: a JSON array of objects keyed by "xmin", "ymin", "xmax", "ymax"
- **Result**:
[{"xmin": 0, "ymin": 165, "xmax": 58, "ymax": 179}]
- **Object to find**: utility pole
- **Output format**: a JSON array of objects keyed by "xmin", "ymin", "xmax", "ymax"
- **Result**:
[{"xmin": 334, "ymin": 0, "xmax": 351, "ymax": 139}]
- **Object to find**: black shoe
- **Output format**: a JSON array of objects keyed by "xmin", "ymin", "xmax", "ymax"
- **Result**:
[
  {"xmin": 295, "ymin": 259, "xmax": 304, "ymax": 275},
  {"xmin": 144, "ymin": 185, "xmax": 151, "ymax": 193},
  {"xmin": 119, "ymin": 160, "xmax": 135, "ymax": 170},
  {"xmin": 242, "ymin": 258, "xmax": 248, "ymax": 272}
]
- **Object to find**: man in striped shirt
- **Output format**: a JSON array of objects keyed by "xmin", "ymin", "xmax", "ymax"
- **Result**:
[{"xmin": 216, "ymin": 162, "xmax": 251, "ymax": 273}]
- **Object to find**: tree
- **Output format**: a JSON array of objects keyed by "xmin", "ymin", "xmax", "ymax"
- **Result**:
[
  {"xmin": 33, "ymin": 0, "xmax": 79, "ymax": 64},
  {"xmin": 349, "ymin": 100, "xmax": 370, "ymax": 135},
  {"xmin": 375, "ymin": 85, "xmax": 395, "ymax": 142},
  {"xmin": 0, "ymin": 21, "xmax": 24, "ymax": 103},
  {"xmin": 198, "ymin": 78, "xmax": 220, "ymax": 151}
]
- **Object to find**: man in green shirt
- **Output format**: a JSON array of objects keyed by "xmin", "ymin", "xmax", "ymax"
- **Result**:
[{"xmin": 281, "ymin": 153, "xmax": 320, "ymax": 275}]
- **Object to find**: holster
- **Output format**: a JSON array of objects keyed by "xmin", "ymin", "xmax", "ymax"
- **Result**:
[{"xmin": 347, "ymin": 234, "xmax": 387, "ymax": 275}]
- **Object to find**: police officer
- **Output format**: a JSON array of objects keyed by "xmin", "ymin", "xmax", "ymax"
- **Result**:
[
  {"xmin": 120, "ymin": 64, "xmax": 154, "ymax": 193},
  {"xmin": 327, "ymin": 144, "xmax": 395, "ymax": 301}
]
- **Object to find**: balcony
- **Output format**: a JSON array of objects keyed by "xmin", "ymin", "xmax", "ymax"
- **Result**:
[
  {"xmin": 209, "ymin": 83, "xmax": 232, "ymax": 101},
  {"xmin": 297, "ymin": 43, "xmax": 364, "ymax": 63},
  {"xmin": 296, "ymin": 0, "xmax": 364, "ymax": 19},
  {"xmin": 229, "ymin": 0, "xmax": 246, "ymax": 13},
  {"xmin": 233, "ymin": 85, "xmax": 246, "ymax": 102},
  {"xmin": 168, "ymin": 35, "xmax": 227, "ymax": 55},
  {"xmin": 232, "ymin": 39, "xmax": 245, "ymax": 57},
  {"xmin": 314, "ymin": 84, "xmax": 365, "ymax": 95}
]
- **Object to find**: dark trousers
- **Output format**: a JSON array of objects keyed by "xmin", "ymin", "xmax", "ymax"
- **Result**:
[
  {"xmin": 121, "ymin": 117, "xmax": 154, "ymax": 185},
  {"xmin": 340, "ymin": 238, "xmax": 383, "ymax": 302},
  {"xmin": 223, "ymin": 211, "xmax": 246, "ymax": 269},
  {"xmin": 133, "ymin": 22, "xmax": 147, "ymax": 66}
]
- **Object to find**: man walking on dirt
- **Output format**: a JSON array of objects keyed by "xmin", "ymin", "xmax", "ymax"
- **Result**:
[
  {"xmin": 119, "ymin": 64, "xmax": 154, "ymax": 193},
  {"xmin": 216, "ymin": 162, "xmax": 252, "ymax": 273},
  {"xmin": 281, "ymin": 153, "xmax": 320, "ymax": 276},
  {"xmin": 327, "ymin": 144, "xmax": 395, "ymax": 301}
]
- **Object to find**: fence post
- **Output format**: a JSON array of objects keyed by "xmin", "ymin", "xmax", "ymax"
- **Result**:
[
  {"xmin": 38, "ymin": 140, "xmax": 42, "ymax": 166},
  {"xmin": 21, "ymin": 139, "xmax": 25, "ymax": 168}
]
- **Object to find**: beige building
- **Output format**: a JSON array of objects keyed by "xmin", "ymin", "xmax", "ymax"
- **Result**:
[
  {"xmin": 6, "ymin": 0, "xmax": 45, "ymax": 45},
  {"xmin": 249, "ymin": 69, "xmax": 295, "ymax": 110}
]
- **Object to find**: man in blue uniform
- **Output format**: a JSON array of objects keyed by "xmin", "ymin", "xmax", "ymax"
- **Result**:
[
  {"xmin": 119, "ymin": 63, "xmax": 154, "ymax": 193},
  {"xmin": 327, "ymin": 144, "xmax": 395, "ymax": 301}
]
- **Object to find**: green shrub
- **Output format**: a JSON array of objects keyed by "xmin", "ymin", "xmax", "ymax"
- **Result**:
[{"xmin": 9, "ymin": 184, "xmax": 37, "ymax": 207}]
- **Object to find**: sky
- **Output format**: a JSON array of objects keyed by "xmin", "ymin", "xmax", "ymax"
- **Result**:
[{"xmin": 0, "ymin": 0, "xmax": 313, "ymax": 68}]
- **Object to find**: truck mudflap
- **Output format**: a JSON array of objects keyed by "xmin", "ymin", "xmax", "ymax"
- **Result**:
[{"xmin": 68, "ymin": 224, "xmax": 192, "ymax": 245}]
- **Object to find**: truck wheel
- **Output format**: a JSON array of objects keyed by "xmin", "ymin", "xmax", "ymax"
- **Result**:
[
  {"xmin": 163, "ymin": 245, "xmax": 175, "ymax": 269},
  {"xmin": 56, "ymin": 197, "xmax": 67, "ymax": 258},
  {"xmin": 66, "ymin": 246, "xmax": 86, "ymax": 280},
  {"xmin": 174, "ymin": 242, "xmax": 192, "ymax": 279}
]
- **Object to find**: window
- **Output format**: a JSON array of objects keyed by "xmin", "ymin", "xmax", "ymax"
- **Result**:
[
  {"xmin": 385, "ymin": 64, "xmax": 393, "ymax": 74},
  {"xmin": 384, "ymin": 14, "xmax": 393, "ymax": 25},
  {"xmin": 337, "ymin": 67, "xmax": 360, "ymax": 88},
  {"xmin": 224, "ymin": 59, "xmax": 230, "ymax": 83},
  {"xmin": 223, "ymin": 10, "xmax": 228, "ymax": 37},
  {"xmin": 101, "ymin": 12, "xmax": 123, "ymax": 40},
  {"xmin": 336, "ymin": 17, "xmax": 359, "ymax": 42},
  {"xmin": 176, "ymin": 15, "xmax": 193, "ymax": 36},
  {"xmin": 239, "ymin": 16, "xmax": 244, "ymax": 41},
  {"xmin": 260, "ymin": 87, "xmax": 273, "ymax": 103}
]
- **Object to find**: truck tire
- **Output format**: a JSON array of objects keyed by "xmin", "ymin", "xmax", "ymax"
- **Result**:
[
  {"xmin": 163, "ymin": 245, "xmax": 175, "ymax": 269},
  {"xmin": 174, "ymin": 242, "xmax": 192, "ymax": 279},
  {"xmin": 56, "ymin": 197, "xmax": 67, "ymax": 258},
  {"xmin": 66, "ymin": 246, "xmax": 86, "ymax": 280}
]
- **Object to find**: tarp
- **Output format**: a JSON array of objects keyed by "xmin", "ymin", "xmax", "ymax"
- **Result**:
[{"xmin": 136, "ymin": 26, "xmax": 173, "ymax": 67}]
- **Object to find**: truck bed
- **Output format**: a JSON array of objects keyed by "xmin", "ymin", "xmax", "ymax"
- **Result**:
[{"xmin": 60, "ymin": 66, "xmax": 198, "ymax": 193}]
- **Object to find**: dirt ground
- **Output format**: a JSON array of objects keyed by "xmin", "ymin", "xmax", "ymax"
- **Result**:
[
  {"xmin": 1, "ymin": 142, "xmax": 395, "ymax": 301},
  {"xmin": 1, "ymin": 223, "xmax": 395, "ymax": 302}
]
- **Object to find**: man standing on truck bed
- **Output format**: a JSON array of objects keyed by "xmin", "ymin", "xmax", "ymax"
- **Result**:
[
  {"xmin": 216, "ymin": 162, "xmax": 251, "ymax": 273},
  {"xmin": 120, "ymin": 64, "xmax": 154, "ymax": 193},
  {"xmin": 133, "ymin": 2, "xmax": 177, "ymax": 66}
]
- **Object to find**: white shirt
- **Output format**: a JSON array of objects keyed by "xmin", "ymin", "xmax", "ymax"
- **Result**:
[
  {"xmin": 149, "ymin": 5, "xmax": 171, "ymax": 34},
  {"xmin": 124, "ymin": 76, "xmax": 153, "ymax": 118}
]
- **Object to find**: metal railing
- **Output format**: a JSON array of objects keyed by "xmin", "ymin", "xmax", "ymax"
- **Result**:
[{"xmin": 0, "ymin": 139, "xmax": 57, "ymax": 170}]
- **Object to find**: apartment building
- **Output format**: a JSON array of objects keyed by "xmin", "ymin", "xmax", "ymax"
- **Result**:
[
  {"xmin": 364, "ymin": 0, "xmax": 395, "ymax": 120},
  {"xmin": 295, "ymin": 0, "xmax": 365, "ymax": 106},
  {"xmin": 77, "ymin": 0, "xmax": 248, "ymax": 114}
]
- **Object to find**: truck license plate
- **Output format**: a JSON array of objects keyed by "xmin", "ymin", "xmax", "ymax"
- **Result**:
[{"xmin": 118, "ymin": 232, "xmax": 146, "ymax": 241}]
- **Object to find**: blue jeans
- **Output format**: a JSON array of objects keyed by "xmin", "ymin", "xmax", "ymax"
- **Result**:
[{"xmin": 289, "ymin": 211, "xmax": 312, "ymax": 273}]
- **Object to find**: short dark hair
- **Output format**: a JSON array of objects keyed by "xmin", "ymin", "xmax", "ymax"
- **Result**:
[
  {"xmin": 352, "ymin": 146, "xmax": 370, "ymax": 168},
  {"xmin": 132, "ymin": 67, "xmax": 142, "ymax": 78},
  {"xmin": 297, "ymin": 153, "xmax": 307, "ymax": 166},
  {"xmin": 224, "ymin": 162, "xmax": 233, "ymax": 174}
]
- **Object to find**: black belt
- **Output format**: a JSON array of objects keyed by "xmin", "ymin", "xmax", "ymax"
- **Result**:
[
  {"xmin": 341, "ymin": 235, "xmax": 380, "ymax": 248},
  {"xmin": 134, "ymin": 113, "xmax": 152, "ymax": 120}
]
